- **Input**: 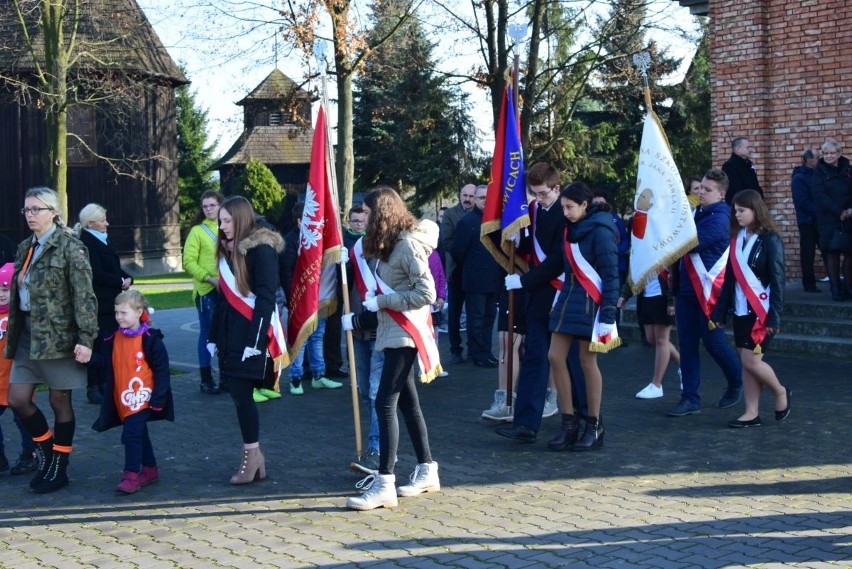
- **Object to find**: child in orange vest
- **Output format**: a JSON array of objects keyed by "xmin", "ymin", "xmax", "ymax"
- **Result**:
[
  {"xmin": 0, "ymin": 263, "xmax": 38, "ymax": 476},
  {"xmin": 90, "ymin": 290, "xmax": 173, "ymax": 494}
]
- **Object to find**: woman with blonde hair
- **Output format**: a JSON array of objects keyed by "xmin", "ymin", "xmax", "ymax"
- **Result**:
[
  {"xmin": 811, "ymin": 139, "xmax": 852, "ymax": 301},
  {"xmin": 74, "ymin": 203, "xmax": 133, "ymax": 404},
  {"xmin": 6, "ymin": 187, "xmax": 98, "ymax": 493}
]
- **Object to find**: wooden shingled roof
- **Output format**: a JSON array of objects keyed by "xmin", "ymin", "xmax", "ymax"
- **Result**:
[
  {"xmin": 0, "ymin": 0, "xmax": 187, "ymax": 85},
  {"xmin": 237, "ymin": 69, "xmax": 311, "ymax": 106},
  {"xmin": 215, "ymin": 125, "xmax": 313, "ymax": 166}
]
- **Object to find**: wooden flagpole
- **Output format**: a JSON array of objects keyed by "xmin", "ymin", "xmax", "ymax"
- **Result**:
[{"xmin": 316, "ymin": 42, "xmax": 362, "ymax": 460}]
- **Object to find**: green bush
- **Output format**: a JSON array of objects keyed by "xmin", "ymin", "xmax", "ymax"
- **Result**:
[{"xmin": 236, "ymin": 158, "xmax": 285, "ymax": 222}]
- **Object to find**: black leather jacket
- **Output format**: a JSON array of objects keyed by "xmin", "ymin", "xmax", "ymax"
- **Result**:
[{"xmin": 713, "ymin": 231, "xmax": 785, "ymax": 329}]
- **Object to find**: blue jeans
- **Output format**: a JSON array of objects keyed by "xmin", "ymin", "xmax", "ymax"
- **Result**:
[
  {"xmin": 196, "ymin": 290, "xmax": 218, "ymax": 368},
  {"xmin": 353, "ymin": 337, "xmax": 383, "ymax": 453},
  {"xmin": 122, "ymin": 410, "xmax": 156, "ymax": 472},
  {"xmin": 675, "ymin": 294, "xmax": 742, "ymax": 406},
  {"xmin": 289, "ymin": 318, "xmax": 327, "ymax": 380}
]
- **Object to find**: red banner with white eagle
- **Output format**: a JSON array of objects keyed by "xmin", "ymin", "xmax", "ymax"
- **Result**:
[{"xmin": 286, "ymin": 106, "xmax": 342, "ymax": 357}]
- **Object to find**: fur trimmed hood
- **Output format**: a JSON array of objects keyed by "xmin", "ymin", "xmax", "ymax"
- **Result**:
[
  {"xmin": 238, "ymin": 227, "xmax": 285, "ymax": 256},
  {"xmin": 401, "ymin": 219, "xmax": 439, "ymax": 255}
]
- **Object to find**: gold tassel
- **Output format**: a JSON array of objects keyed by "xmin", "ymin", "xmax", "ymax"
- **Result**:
[
  {"xmin": 589, "ymin": 337, "xmax": 623, "ymax": 354},
  {"xmin": 753, "ymin": 344, "xmax": 762, "ymax": 355},
  {"xmin": 708, "ymin": 321, "xmax": 716, "ymax": 331}
]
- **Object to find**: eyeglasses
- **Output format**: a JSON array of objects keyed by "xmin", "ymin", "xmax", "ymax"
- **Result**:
[
  {"xmin": 201, "ymin": 204, "xmax": 219, "ymax": 210},
  {"xmin": 532, "ymin": 188, "xmax": 554, "ymax": 199},
  {"xmin": 21, "ymin": 207, "xmax": 52, "ymax": 216}
]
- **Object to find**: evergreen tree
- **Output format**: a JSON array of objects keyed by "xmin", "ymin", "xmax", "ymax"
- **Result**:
[
  {"xmin": 236, "ymin": 159, "xmax": 285, "ymax": 222},
  {"xmin": 353, "ymin": 0, "xmax": 480, "ymax": 211},
  {"xmin": 578, "ymin": 0, "xmax": 680, "ymax": 210},
  {"xmin": 176, "ymin": 79, "xmax": 219, "ymax": 228}
]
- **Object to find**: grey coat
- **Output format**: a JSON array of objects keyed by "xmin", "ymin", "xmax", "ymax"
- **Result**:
[{"xmin": 375, "ymin": 220, "xmax": 438, "ymax": 352}]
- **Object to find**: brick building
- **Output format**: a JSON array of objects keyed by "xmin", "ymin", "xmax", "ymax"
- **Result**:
[{"xmin": 675, "ymin": 0, "xmax": 852, "ymax": 279}]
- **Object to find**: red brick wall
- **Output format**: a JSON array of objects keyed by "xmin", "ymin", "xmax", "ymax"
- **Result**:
[{"xmin": 709, "ymin": 0, "xmax": 852, "ymax": 280}]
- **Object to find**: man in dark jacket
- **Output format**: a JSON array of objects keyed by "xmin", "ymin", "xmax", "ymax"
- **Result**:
[
  {"xmin": 722, "ymin": 137, "xmax": 764, "ymax": 205},
  {"xmin": 440, "ymin": 183, "xmax": 476, "ymax": 363},
  {"xmin": 791, "ymin": 149, "xmax": 822, "ymax": 292},
  {"xmin": 450, "ymin": 185, "xmax": 501, "ymax": 368}
]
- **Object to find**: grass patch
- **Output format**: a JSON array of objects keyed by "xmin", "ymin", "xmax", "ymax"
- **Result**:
[
  {"xmin": 133, "ymin": 272, "xmax": 191, "ymax": 285},
  {"xmin": 142, "ymin": 288, "xmax": 194, "ymax": 311}
]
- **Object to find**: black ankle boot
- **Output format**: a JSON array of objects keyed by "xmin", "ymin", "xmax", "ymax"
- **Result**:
[
  {"xmin": 572, "ymin": 416, "xmax": 604, "ymax": 452},
  {"xmin": 29, "ymin": 440, "xmax": 54, "ymax": 489},
  {"xmin": 547, "ymin": 414, "xmax": 579, "ymax": 451},
  {"xmin": 199, "ymin": 366, "xmax": 220, "ymax": 394},
  {"xmin": 830, "ymin": 283, "xmax": 846, "ymax": 302},
  {"xmin": 32, "ymin": 451, "xmax": 69, "ymax": 494}
]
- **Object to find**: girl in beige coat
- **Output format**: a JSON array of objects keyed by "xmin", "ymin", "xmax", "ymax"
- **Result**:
[{"xmin": 347, "ymin": 187, "xmax": 441, "ymax": 511}]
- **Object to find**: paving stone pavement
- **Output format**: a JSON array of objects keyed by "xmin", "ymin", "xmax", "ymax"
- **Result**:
[{"xmin": 0, "ymin": 313, "xmax": 850, "ymax": 568}]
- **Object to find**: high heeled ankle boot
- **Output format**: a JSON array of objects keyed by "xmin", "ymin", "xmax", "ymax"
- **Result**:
[
  {"xmin": 572, "ymin": 416, "xmax": 604, "ymax": 452},
  {"xmin": 547, "ymin": 414, "xmax": 579, "ymax": 451},
  {"xmin": 230, "ymin": 445, "xmax": 266, "ymax": 485}
]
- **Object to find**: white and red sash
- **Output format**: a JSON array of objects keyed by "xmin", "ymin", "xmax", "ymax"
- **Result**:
[
  {"xmin": 529, "ymin": 200, "xmax": 564, "ymax": 292},
  {"xmin": 218, "ymin": 257, "xmax": 289, "ymax": 371},
  {"xmin": 563, "ymin": 233, "xmax": 620, "ymax": 353},
  {"xmin": 683, "ymin": 248, "xmax": 728, "ymax": 325},
  {"xmin": 730, "ymin": 230, "xmax": 770, "ymax": 353},
  {"xmin": 352, "ymin": 239, "xmax": 442, "ymax": 382}
]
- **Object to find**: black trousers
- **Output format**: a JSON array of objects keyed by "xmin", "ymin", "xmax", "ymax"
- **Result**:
[
  {"xmin": 465, "ymin": 291, "xmax": 497, "ymax": 363},
  {"xmin": 376, "ymin": 347, "xmax": 431, "ymax": 475},
  {"xmin": 798, "ymin": 223, "xmax": 821, "ymax": 288},
  {"xmin": 227, "ymin": 376, "xmax": 259, "ymax": 444},
  {"xmin": 447, "ymin": 276, "xmax": 466, "ymax": 356}
]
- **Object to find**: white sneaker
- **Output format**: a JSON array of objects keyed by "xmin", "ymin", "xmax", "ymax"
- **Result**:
[
  {"xmin": 542, "ymin": 388, "xmax": 559, "ymax": 418},
  {"xmin": 481, "ymin": 390, "xmax": 512, "ymax": 422},
  {"xmin": 437, "ymin": 370, "xmax": 449, "ymax": 378},
  {"xmin": 636, "ymin": 383, "xmax": 664, "ymax": 399},
  {"xmin": 346, "ymin": 473, "xmax": 398, "ymax": 510},
  {"xmin": 397, "ymin": 462, "xmax": 440, "ymax": 497}
]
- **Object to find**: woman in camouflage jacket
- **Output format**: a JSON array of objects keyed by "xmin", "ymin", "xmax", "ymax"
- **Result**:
[{"xmin": 5, "ymin": 187, "xmax": 98, "ymax": 494}]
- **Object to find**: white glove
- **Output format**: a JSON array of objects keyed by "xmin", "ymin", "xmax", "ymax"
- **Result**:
[
  {"xmin": 598, "ymin": 323, "xmax": 615, "ymax": 340},
  {"xmin": 505, "ymin": 274, "xmax": 523, "ymax": 290},
  {"xmin": 363, "ymin": 296, "xmax": 379, "ymax": 312},
  {"xmin": 206, "ymin": 343, "xmax": 217, "ymax": 358},
  {"xmin": 340, "ymin": 246, "xmax": 349, "ymax": 264},
  {"xmin": 342, "ymin": 313, "xmax": 355, "ymax": 331},
  {"xmin": 241, "ymin": 347, "xmax": 262, "ymax": 361},
  {"xmin": 365, "ymin": 290, "xmax": 376, "ymax": 301}
]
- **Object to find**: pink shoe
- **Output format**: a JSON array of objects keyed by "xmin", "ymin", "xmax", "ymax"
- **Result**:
[
  {"xmin": 138, "ymin": 466, "xmax": 159, "ymax": 487},
  {"xmin": 116, "ymin": 471, "xmax": 142, "ymax": 494}
]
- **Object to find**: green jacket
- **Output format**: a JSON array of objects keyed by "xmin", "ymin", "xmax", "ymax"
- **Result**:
[
  {"xmin": 182, "ymin": 219, "xmax": 219, "ymax": 299},
  {"xmin": 4, "ymin": 227, "xmax": 98, "ymax": 360}
]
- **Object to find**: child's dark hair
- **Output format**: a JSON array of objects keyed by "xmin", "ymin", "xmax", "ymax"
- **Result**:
[
  {"xmin": 560, "ymin": 182, "xmax": 596, "ymax": 209},
  {"xmin": 115, "ymin": 290, "xmax": 152, "ymax": 323}
]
